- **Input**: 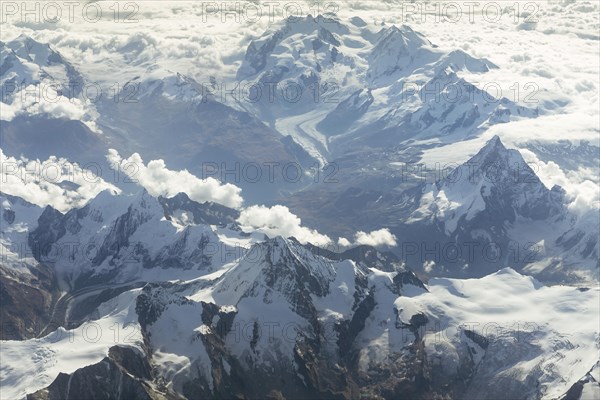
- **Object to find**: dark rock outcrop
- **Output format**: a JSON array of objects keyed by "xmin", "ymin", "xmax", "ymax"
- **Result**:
[{"xmin": 26, "ymin": 346, "xmax": 181, "ymax": 400}]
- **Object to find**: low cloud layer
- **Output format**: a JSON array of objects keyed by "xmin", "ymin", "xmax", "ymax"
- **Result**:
[
  {"xmin": 338, "ymin": 228, "xmax": 398, "ymax": 249},
  {"xmin": 238, "ymin": 205, "xmax": 397, "ymax": 249},
  {"xmin": 1, "ymin": 83, "xmax": 100, "ymax": 132},
  {"xmin": 519, "ymin": 148, "xmax": 600, "ymax": 216},
  {"xmin": 106, "ymin": 149, "xmax": 244, "ymax": 209},
  {"xmin": 0, "ymin": 149, "xmax": 119, "ymax": 212},
  {"xmin": 237, "ymin": 205, "xmax": 332, "ymax": 247}
]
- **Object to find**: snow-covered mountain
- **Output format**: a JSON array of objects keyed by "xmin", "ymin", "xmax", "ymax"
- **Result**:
[
  {"xmin": 232, "ymin": 16, "xmax": 557, "ymax": 245},
  {"xmin": 328, "ymin": 69, "xmax": 538, "ymax": 154},
  {"xmin": 0, "ymin": 35, "xmax": 110, "ymax": 169},
  {"xmin": 398, "ymin": 136, "xmax": 596, "ymax": 282},
  {"xmin": 26, "ymin": 189, "xmax": 253, "ymax": 290},
  {"xmin": 408, "ymin": 135, "xmax": 566, "ymax": 234},
  {"xmin": 1, "ymin": 11, "xmax": 598, "ymax": 400},
  {"xmin": 0, "ymin": 193, "xmax": 60, "ymax": 340},
  {"xmin": 236, "ymin": 15, "xmax": 536, "ymax": 164},
  {"xmin": 2, "ymin": 174, "xmax": 598, "ymax": 399},
  {"xmin": 1, "ymin": 34, "xmax": 83, "ymax": 99},
  {"xmin": 1, "ymin": 195, "xmax": 597, "ymax": 399},
  {"xmin": 285, "ymin": 136, "xmax": 597, "ymax": 283}
]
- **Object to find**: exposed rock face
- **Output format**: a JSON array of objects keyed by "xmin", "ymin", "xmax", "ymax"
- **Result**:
[
  {"xmin": 375, "ymin": 135, "xmax": 585, "ymax": 280},
  {"xmin": 413, "ymin": 135, "xmax": 566, "ymax": 235},
  {"xmin": 25, "ymin": 190, "xmax": 244, "ymax": 289},
  {"xmin": 560, "ymin": 364, "xmax": 600, "ymax": 400},
  {"xmin": 0, "ymin": 261, "xmax": 58, "ymax": 340},
  {"xmin": 1, "ymin": 193, "xmax": 60, "ymax": 340},
  {"xmin": 159, "ymin": 193, "xmax": 240, "ymax": 226},
  {"xmin": 122, "ymin": 237, "xmax": 598, "ymax": 400},
  {"xmin": 26, "ymin": 346, "xmax": 180, "ymax": 400},
  {"xmin": 2, "ymin": 17, "xmax": 598, "ymax": 400},
  {"xmin": 127, "ymin": 237, "xmax": 448, "ymax": 399},
  {"xmin": 4, "ymin": 192, "xmax": 597, "ymax": 400}
]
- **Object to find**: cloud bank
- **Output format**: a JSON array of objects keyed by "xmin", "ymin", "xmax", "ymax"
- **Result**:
[
  {"xmin": 1, "ymin": 83, "xmax": 101, "ymax": 132},
  {"xmin": 338, "ymin": 228, "xmax": 398, "ymax": 248},
  {"xmin": 0, "ymin": 149, "xmax": 120, "ymax": 212},
  {"xmin": 237, "ymin": 204, "xmax": 332, "ymax": 246},
  {"xmin": 106, "ymin": 149, "xmax": 244, "ymax": 209}
]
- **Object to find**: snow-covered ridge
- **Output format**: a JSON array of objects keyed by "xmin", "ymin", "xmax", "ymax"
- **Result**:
[
  {"xmin": 1, "ymin": 182, "xmax": 598, "ymax": 399},
  {"xmin": 412, "ymin": 135, "xmax": 566, "ymax": 233},
  {"xmin": 0, "ymin": 13, "xmax": 597, "ymax": 399},
  {"xmin": 7, "ymin": 245, "xmax": 596, "ymax": 399},
  {"xmin": 234, "ymin": 15, "xmax": 532, "ymax": 163},
  {"xmin": 397, "ymin": 135, "xmax": 597, "ymax": 283},
  {"xmin": 1, "ymin": 34, "xmax": 84, "ymax": 98}
]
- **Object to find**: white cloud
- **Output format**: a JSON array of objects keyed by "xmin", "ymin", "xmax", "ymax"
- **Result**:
[
  {"xmin": 423, "ymin": 260, "xmax": 435, "ymax": 274},
  {"xmin": 337, "ymin": 237, "xmax": 352, "ymax": 247},
  {"xmin": 519, "ymin": 148, "xmax": 600, "ymax": 216},
  {"xmin": 338, "ymin": 228, "xmax": 398, "ymax": 248},
  {"xmin": 1, "ymin": 82, "xmax": 101, "ymax": 132},
  {"xmin": 354, "ymin": 228, "xmax": 398, "ymax": 247},
  {"xmin": 237, "ymin": 204, "xmax": 332, "ymax": 246},
  {"xmin": 2, "ymin": 0, "xmax": 597, "ymax": 240},
  {"xmin": 567, "ymin": 179, "xmax": 600, "ymax": 216},
  {"xmin": 0, "ymin": 149, "xmax": 120, "ymax": 212},
  {"xmin": 106, "ymin": 149, "xmax": 243, "ymax": 209},
  {"xmin": 3, "ymin": 1, "xmax": 597, "ymax": 152},
  {"xmin": 238, "ymin": 207, "xmax": 396, "ymax": 249}
]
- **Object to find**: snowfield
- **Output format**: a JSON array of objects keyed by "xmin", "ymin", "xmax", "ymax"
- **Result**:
[
  {"xmin": 419, "ymin": 268, "xmax": 600, "ymax": 399},
  {"xmin": 0, "ymin": 290, "xmax": 143, "ymax": 400}
]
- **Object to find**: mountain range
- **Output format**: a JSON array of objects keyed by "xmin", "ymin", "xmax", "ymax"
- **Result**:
[{"xmin": 1, "ymin": 13, "xmax": 598, "ymax": 400}]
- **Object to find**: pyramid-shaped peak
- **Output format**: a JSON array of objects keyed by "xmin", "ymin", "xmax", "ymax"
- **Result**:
[
  {"xmin": 470, "ymin": 135, "xmax": 509, "ymax": 161},
  {"xmin": 437, "ymin": 49, "xmax": 497, "ymax": 73},
  {"xmin": 8, "ymin": 34, "xmax": 52, "ymax": 52},
  {"xmin": 259, "ymin": 235, "xmax": 300, "ymax": 256},
  {"xmin": 485, "ymin": 134, "xmax": 504, "ymax": 148},
  {"xmin": 375, "ymin": 24, "xmax": 430, "ymax": 48},
  {"xmin": 7, "ymin": 34, "xmax": 59, "ymax": 65},
  {"xmin": 276, "ymin": 13, "xmax": 348, "ymax": 37},
  {"xmin": 447, "ymin": 135, "xmax": 546, "ymax": 190},
  {"xmin": 12, "ymin": 33, "xmax": 44, "ymax": 44}
]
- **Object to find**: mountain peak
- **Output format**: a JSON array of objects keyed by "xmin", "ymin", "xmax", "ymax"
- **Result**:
[
  {"xmin": 284, "ymin": 13, "xmax": 344, "ymax": 31},
  {"xmin": 374, "ymin": 24, "xmax": 430, "ymax": 48},
  {"xmin": 367, "ymin": 24, "xmax": 435, "ymax": 85},
  {"xmin": 466, "ymin": 135, "xmax": 513, "ymax": 167},
  {"xmin": 2, "ymin": 35, "xmax": 83, "ymax": 97},
  {"xmin": 7, "ymin": 34, "xmax": 54, "ymax": 63},
  {"xmin": 158, "ymin": 192, "xmax": 240, "ymax": 226},
  {"xmin": 435, "ymin": 49, "xmax": 497, "ymax": 74},
  {"xmin": 484, "ymin": 134, "xmax": 505, "ymax": 150},
  {"xmin": 237, "ymin": 14, "xmax": 350, "ymax": 80},
  {"xmin": 428, "ymin": 135, "xmax": 567, "ymax": 233},
  {"xmin": 12, "ymin": 33, "xmax": 46, "ymax": 46}
]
